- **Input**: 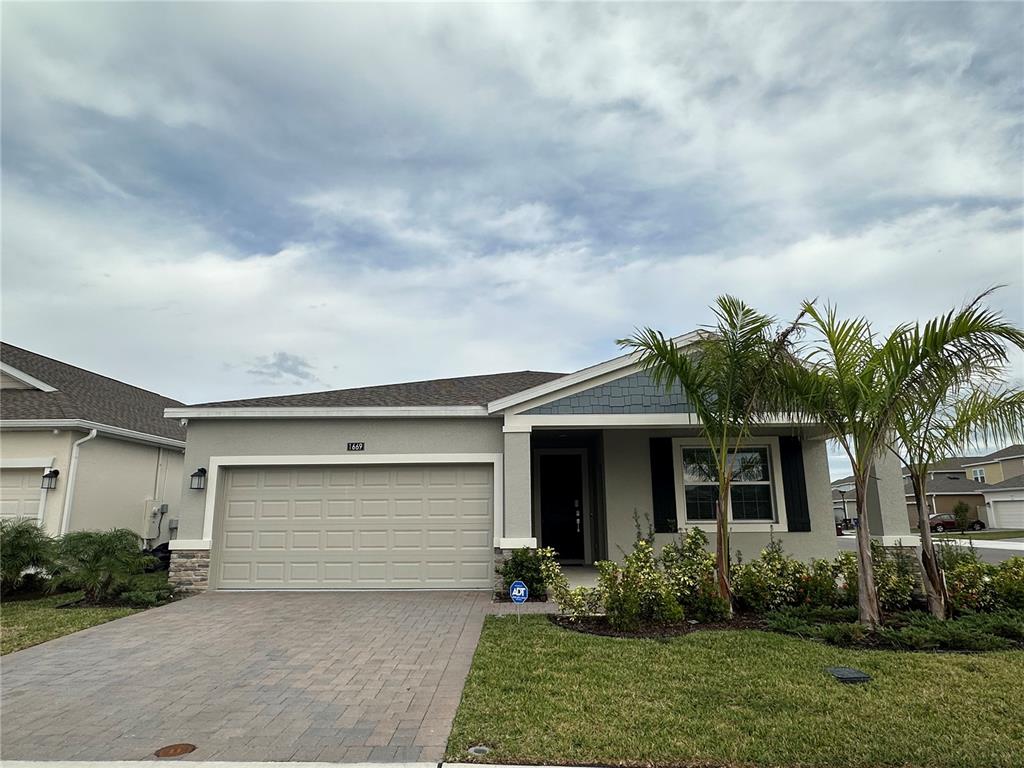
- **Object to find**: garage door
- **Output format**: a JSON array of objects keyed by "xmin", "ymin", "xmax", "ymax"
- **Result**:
[
  {"xmin": 214, "ymin": 464, "xmax": 494, "ymax": 589},
  {"xmin": 0, "ymin": 468, "xmax": 42, "ymax": 521},
  {"xmin": 993, "ymin": 499, "xmax": 1024, "ymax": 528}
]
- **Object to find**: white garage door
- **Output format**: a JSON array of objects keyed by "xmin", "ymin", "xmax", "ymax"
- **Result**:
[
  {"xmin": 214, "ymin": 464, "xmax": 494, "ymax": 589},
  {"xmin": 993, "ymin": 499, "xmax": 1024, "ymax": 528},
  {"xmin": 0, "ymin": 468, "xmax": 42, "ymax": 521}
]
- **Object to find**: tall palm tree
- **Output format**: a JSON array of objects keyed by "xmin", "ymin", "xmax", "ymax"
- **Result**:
[
  {"xmin": 621, "ymin": 296, "xmax": 801, "ymax": 607},
  {"xmin": 889, "ymin": 295, "xmax": 1024, "ymax": 618},
  {"xmin": 781, "ymin": 294, "xmax": 1024, "ymax": 627}
]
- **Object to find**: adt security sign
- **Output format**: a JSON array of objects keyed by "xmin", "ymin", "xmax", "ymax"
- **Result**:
[{"xmin": 510, "ymin": 580, "xmax": 529, "ymax": 604}]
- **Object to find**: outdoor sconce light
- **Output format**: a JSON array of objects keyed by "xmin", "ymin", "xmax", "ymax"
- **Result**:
[
  {"xmin": 190, "ymin": 467, "xmax": 207, "ymax": 490},
  {"xmin": 40, "ymin": 469, "xmax": 59, "ymax": 490}
]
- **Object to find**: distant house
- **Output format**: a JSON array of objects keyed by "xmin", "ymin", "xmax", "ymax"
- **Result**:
[
  {"xmin": 0, "ymin": 343, "xmax": 184, "ymax": 545},
  {"xmin": 904, "ymin": 473, "xmax": 987, "ymax": 529},
  {"xmin": 961, "ymin": 445, "xmax": 1024, "ymax": 485}
]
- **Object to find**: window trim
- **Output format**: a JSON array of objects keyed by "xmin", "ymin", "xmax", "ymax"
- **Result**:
[
  {"xmin": 671, "ymin": 436, "xmax": 789, "ymax": 532},
  {"xmin": 972, "ymin": 468, "xmax": 986, "ymax": 483}
]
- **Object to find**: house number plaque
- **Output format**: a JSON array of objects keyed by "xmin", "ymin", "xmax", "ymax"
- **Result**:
[{"xmin": 347, "ymin": 442, "xmax": 365, "ymax": 452}]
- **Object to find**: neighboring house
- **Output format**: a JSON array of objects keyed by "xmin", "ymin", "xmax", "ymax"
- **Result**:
[
  {"xmin": 981, "ymin": 476, "xmax": 1024, "ymax": 528},
  {"xmin": 0, "ymin": 343, "xmax": 185, "ymax": 544},
  {"xmin": 904, "ymin": 474, "xmax": 987, "ymax": 529},
  {"xmin": 831, "ymin": 475, "xmax": 856, "ymax": 522},
  {"xmin": 166, "ymin": 335, "xmax": 910, "ymax": 592},
  {"xmin": 961, "ymin": 445, "xmax": 1024, "ymax": 486}
]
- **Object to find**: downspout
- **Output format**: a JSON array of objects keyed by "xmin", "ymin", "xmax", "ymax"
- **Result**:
[{"xmin": 59, "ymin": 429, "xmax": 98, "ymax": 535}]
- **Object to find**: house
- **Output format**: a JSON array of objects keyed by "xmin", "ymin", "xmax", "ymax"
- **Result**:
[
  {"xmin": 0, "ymin": 343, "xmax": 185, "ymax": 544},
  {"xmin": 165, "ymin": 336, "xmax": 911, "ymax": 592},
  {"xmin": 831, "ymin": 475, "xmax": 856, "ymax": 522},
  {"xmin": 961, "ymin": 445, "xmax": 1024, "ymax": 485},
  {"xmin": 904, "ymin": 474, "xmax": 987, "ymax": 529},
  {"xmin": 981, "ymin": 476, "xmax": 1024, "ymax": 528}
]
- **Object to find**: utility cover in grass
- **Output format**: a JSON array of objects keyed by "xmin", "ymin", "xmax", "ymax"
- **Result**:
[{"xmin": 827, "ymin": 666, "xmax": 871, "ymax": 683}]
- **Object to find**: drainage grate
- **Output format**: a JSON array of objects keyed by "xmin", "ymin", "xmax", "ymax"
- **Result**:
[
  {"xmin": 468, "ymin": 745, "xmax": 491, "ymax": 756},
  {"xmin": 154, "ymin": 743, "xmax": 197, "ymax": 758},
  {"xmin": 827, "ymin": 666, "xmax": 871, "ymax": 684}
]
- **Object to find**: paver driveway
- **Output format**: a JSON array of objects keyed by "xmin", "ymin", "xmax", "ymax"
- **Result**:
[{"xmin": 0, "ymin": 590, "xmax": 497, "ymax": 762}]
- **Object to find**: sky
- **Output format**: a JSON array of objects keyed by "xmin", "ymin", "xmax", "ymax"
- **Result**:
[{"xmin": 2, "ymin": 2, "xmax": 1022, "ymax": 480}]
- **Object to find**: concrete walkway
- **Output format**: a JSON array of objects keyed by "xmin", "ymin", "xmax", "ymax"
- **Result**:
[{"xmin": 0, "ymin": 591, "xmax": 503, "ymax": 763}]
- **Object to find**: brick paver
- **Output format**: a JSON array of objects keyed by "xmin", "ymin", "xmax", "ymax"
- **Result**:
[{"xmin": 0, "ymin": 590, "xmax": 504, "ymax": 762}]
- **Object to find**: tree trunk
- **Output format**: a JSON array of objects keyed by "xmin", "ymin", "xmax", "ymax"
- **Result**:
[
  {"xmin": 912, "ymin": 472, "xmax": 948, "ymax": 619},
  {"xmin": 715, "ymin": 497, "xmax": 733, "ymax": 612},
  {"xmin": 854, "ymin": 478, "xmax": 882, "ymax": 628}
]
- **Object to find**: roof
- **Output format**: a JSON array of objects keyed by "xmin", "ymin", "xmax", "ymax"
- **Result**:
[
  {"xmin": 962, "ymin": 445, "xmax": 1024, "ymax": 467},
  {"xmin": 903, "ymin": 475, "xmax": 989, "ymax": 496},
  {"xmin": 982, "ymin": 475, "xmax": 1024, "ymax": 492},
  {"xmin": 831, "ymin": 475, "xmax": 855, "ymax": 488},
  {"xmin": 186, "ymin": 371, "xmax": 567, "ymax": 409},
  {"xmin": 0, "ymin": 343, "xmax": 185, "ymax": 441}
]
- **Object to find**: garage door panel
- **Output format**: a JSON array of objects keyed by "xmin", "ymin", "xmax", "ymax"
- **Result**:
[
  {"xmin": 216, "ymin": 464, "xmax": 493, "ymax": 589},
  {"xmin": 995, "ymin": 500, "xmax": 1024, "ymax": 527}
]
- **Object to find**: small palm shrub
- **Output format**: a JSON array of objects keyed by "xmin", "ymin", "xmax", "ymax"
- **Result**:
[
  {"xmin": 50, "ymin": 529, "xmax": 156, "ymax": 603},
  {"xmin": 0, "ymin": 519, "xmax": 56, "ymax": 594},
  {"xmin": 496, "ymin": 547, "xmax": 548, "ymax": 598},
  {"xmin": 597, "ymin": 540, "xmax": 682, "ymax": 631}
]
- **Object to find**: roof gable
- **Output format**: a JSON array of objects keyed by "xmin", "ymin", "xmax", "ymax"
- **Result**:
[{"xmin": 522, "ymin": 369, "xmax": 694, "ymax": 415}]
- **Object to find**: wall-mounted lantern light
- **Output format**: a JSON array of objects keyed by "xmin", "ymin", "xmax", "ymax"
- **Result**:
[
  {"xmin": 40, "ymin": 468, "xmax": 59, "ymax": 490},
  {"xmin": 190, "ymin": 467, "xmax": 208, "ymax": 490}
]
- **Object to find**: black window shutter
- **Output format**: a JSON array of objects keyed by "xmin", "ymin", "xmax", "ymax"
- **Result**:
[
  {"xmin": 649, "ymin": 437, "xmax": 677, "ymax": 533},
  {"xmin": 779, "ymin": 436, "xmax": 811, "ymax": 532}
]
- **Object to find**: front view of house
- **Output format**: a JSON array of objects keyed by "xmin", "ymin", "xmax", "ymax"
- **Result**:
[{"xmin": 166, "ymin": 336, "xmax": 910, "ymax": 591}]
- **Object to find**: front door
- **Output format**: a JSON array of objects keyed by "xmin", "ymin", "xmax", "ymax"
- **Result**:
[{"xmin": 538, "ymin": 451, "xmax": 587, "ymax": 562}]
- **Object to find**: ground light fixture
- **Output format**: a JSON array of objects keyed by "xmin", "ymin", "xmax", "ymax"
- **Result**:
[
  {"xmin": 40, "ymin": 468, "xmax": 59, "ymax": 490},
  {"xmin": 827, "ymin": 666, "xmax": 871, "ymax": 684},
  {"xmin": 189, "ymin": 467, "xmax": 207, "ymax": 490}
]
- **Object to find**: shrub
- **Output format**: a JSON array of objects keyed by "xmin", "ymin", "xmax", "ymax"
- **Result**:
[
  {"xmin": 497, "ymin": 547, "xmax": 548, "ymax": 598},
  {"xmin": 947, "ymin": 559, "xmax": 999, "ymax": 613},
  {"xmin": 835, "ymin": 551, "xmax": 859, "ymax": 606},
  {"xmin": 538, "ymin": 548, "xmax": 603, "ymax": 619},
  {"xmin": 798, "ymin": 558, "xmax": 845, "ymax": 608},
  {"xmin": 871, "ymin": 541, "xmax": 917, "ymax": 613},
  {"xmin": 50, "ymin": 529, "xmax": 156, "ymax": 603},
  {"xmin": 597, "ymin": 540, "xmax": 682, "ymax": 631},
  {"xmin": 952, "ymin": 500, "xmax": 970, "ymax": 531},
  {"xmin": 660, "ymin": 528, "xmax": 728, "ymax": 621},
  {"xmin": 994, "ymin": 557, "xmax": 1024, "ymax": 610},
  {"xmin": 0, "ymin": 519, "xmax": 56, "ymax": 594},
  {"xmin": 935, "ymin": 539, "xmax": 980, "ymax": 571},
  {"xmin": 731, "ymin": 539, "xmax": 807, "ymax": 613}
]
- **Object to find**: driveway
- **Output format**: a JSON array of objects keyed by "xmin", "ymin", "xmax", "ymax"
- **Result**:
[{"xmin": 0, "ymin": 590, "xmax": 497, "ymax": 762}]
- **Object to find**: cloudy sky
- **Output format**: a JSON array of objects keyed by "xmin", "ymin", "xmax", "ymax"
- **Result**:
[{"xmin": 2, "ymin": 3, "xmax": 1022, "ymax": 476}]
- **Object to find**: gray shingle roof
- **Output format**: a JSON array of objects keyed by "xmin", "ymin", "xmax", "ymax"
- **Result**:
[
  {"xmin": 983, "ymin": 474, "xmax": 1024, "ymax": 491},
  {"xmin": 903, "ymin": 475, "xmax": 989, "ymax": 496},
  {"xmin": 188, "ymin": 370, "xmax": 567, "ymax": 409},
  {"xmin": 962, "ymin": 445, "xmax": 1024, "ymax": 465},
  {"xmin": 1, "ymin": 343, "xmax": 185, "ymax": 440}
]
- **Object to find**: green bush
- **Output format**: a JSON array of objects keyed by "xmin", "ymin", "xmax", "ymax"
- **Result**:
[
  {"xmin": 952, "ymin": 500, "xmax": 971, "ymax": 531},
  {"xmin": 871, "ymin": 542, "xmax": 917, "ymax": 613},
  {"xmin": 994, "ymin": 557, "xmax": 1024, "ymax": 610},
  {"xmin": 732, "ymin": 539, "xmax": 807, "ymax": 613},
  {"xmin": 597, "ymin": 539, "xmax": 682, "ymax": 631},
  {"xmin": 496, "ymin": 547, "xmax": 548, "ymax": 598},
  {"xmin": 0, "ymin": 518, "xmax": 56, "ymax": 594},
  {"xmin": 935, "ymin": 539, "xmax": 980, "ymax": 571},
  {"xmin": 947, "ymin": 559, "xmax": 999, "ymax": 613},
  {"xmin": 836, "ymin": 551, "xmax": 859, "ymax": 605},
  {"xmin": 798, "ymin": 557, "xmax": 847, "ymax": 608},
  {"xmin": 538, "ymin": 548, "xmax": 603, "ymax": 619},
  {"xmin": 660, "ymin": 528, "xmax": 729, "ymax": 621},
  {"xmin": 50, "ymin": 529, "xmax": 156, "ymax": 603}
]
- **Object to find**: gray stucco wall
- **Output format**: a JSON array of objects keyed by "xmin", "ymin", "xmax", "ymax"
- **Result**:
[
  {"xmin": 175, "ymin": 418, "xmax": 505, "ymax": 540},
  {"xmin": 524, "ymin": 371, "xmax": 694, "ymax": 415},
  {"xmin": 0, "ymin": 429, "xmax": 76, "ymax": 534},
  {"xmin": 602, "ymin": 429, "xmax": 838, "ymax": 562}
]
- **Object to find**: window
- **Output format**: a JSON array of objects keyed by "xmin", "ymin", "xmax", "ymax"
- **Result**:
[
  {"xmin": 680, "ymin": 446, "xmax": 776, "ymax": 522},
  {"xmin": 972, "ymin": 468, "xmax": 986, "ymax": 483}
]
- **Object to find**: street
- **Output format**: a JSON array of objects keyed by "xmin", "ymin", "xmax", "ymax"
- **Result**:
[{"xmin": 836, "ymin": 534, "xmax": 1024, "ymax": 564}]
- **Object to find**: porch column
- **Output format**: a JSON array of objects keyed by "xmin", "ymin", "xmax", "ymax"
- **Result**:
[
  {"xmin": 865, "ymin": 450, "xmax": 912, "ymax": 542},
  {"xmin": 501, "ymin": 427, "xmax": 535, "ymax": 546}
]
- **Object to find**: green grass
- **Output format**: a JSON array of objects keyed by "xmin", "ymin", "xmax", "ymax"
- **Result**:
[
  {"xmin": 933, "ymin": 529, "xmax": 1024, "ymax": 541},
  {"xmin": 447, "ymin": 615, "xmax": 1024, "ymax": 768}
]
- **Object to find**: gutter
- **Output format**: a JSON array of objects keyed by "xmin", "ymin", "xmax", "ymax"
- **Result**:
[
  {"xmin": 59, "ymin": 429, "xmax": 97, "ymax": 535},
  {"xmin": 0, "ymin": 419, "xmax": 184, "ymax": 450}
]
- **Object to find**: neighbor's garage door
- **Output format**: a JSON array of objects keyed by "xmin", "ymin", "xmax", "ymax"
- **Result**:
[
  {"xmin": 214, "ymin": 464, "xmax": 493, "ymax": 589},
  {"xmin": 993, "ymin": 499, "xmax": 1024, "ymax": 528},
  {"xmin": 0, "ymin": 468, "xmax": 42, "ymax": 521}
]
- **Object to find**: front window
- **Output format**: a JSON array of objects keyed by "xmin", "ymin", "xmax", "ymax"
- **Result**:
[
  {"xmin": 972, "ymin": 468, "xmax": 986, "ymax": 483},
  {"xmin": 680, "ymin": 446, "xmax": 775, "ymax": 522}
]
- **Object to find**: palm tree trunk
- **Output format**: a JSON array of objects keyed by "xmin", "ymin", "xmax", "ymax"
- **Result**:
[
  {"xmin": 715, "ymin": 497, "xmax": 733, "ymax": 611},
  {"xmin": 854, "ymin": 477, "xmax": 882, "ymax": 628},
  {"xmin": 912, "ymin": 472, "xmax": 948, "ymax": 619}
]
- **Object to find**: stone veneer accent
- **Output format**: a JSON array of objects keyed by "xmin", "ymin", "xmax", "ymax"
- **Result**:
[{"xmin": 169, "ymin": 550, "xmax": 211, "ymax": 593}]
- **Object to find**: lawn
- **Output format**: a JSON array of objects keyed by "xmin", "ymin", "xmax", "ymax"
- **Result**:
[
  {"xmin": 1, "ymin": 592, "xmax": 140, "ymax": 655},
  {"xmin": 447, "ymin": 615, "xmax": 1024, "ymax": 768},
  {"xmin": 934, "ymin": 529, "xmax": 1024, "ymax": 541}
]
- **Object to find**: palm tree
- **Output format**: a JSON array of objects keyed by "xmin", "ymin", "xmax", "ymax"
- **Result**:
[
  {"xmin": 889, "ymin": 295, "xmax": 1024, "ymax": 617},
  {"xmin": 781, "ymin": 294, "xmax": 1024, "ymax": 627},
  {"xmin": 621, "ymin": 296, "xmax": 801, "ymax": 607}
]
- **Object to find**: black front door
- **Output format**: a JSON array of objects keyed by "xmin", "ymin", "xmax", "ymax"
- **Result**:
[{"xmin": 539, "ymin": 452, "xmax": 585, "ymax": 561}]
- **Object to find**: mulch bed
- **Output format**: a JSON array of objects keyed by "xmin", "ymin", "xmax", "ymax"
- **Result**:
[{"xmin": 550, "ymin": 613, "xmax": 765, "ymax": 639}]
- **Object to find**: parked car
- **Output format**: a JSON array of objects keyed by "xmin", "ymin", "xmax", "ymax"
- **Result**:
[{"xmin": 929, "ymin": 513, "xmax": 985, "ymax": 533}]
